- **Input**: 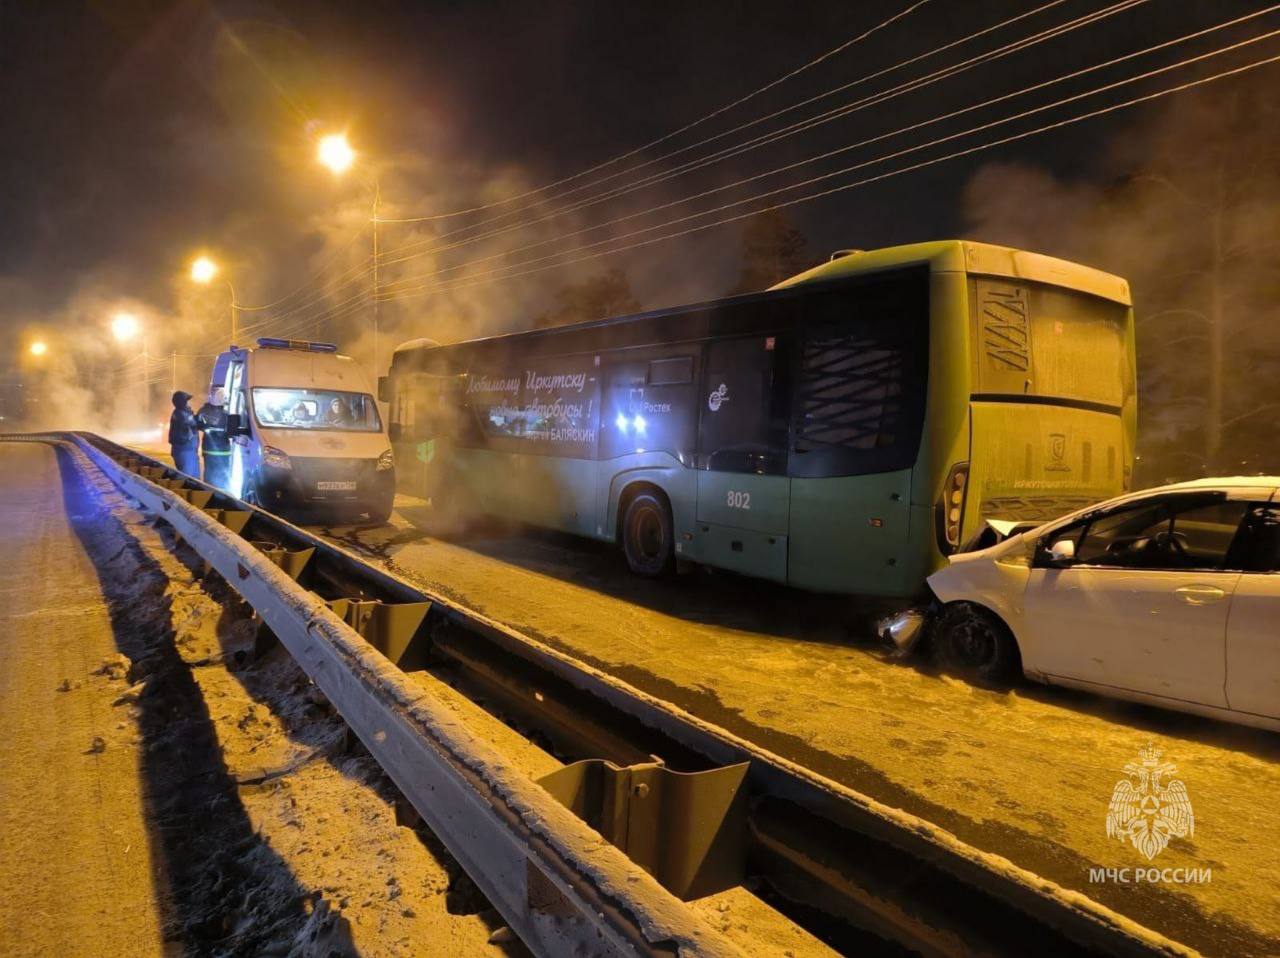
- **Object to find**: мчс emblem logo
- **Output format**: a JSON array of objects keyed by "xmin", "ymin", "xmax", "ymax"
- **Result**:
[
  {"xmin": 1105, "ymin": 746, "xmax": 1194, "ymax": 861},
  {"xmin": 708, "ymin": 383, "xmax": 729, "ymax": 411}
]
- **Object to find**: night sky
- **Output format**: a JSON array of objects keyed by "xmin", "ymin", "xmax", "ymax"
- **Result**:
[{"xmin": 2, "ymin": 0, "xmax": 1275, "ymax": 371}]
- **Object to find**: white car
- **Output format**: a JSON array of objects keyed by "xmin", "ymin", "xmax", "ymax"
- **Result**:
[{"xmin": 902, "ymin": 477, "xmax": 1280, "ymax": 732}]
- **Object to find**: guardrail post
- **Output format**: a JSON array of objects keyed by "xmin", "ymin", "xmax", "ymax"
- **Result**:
[
  {"xmin": 179, "ymin": 488, "xmax": 214, "ymax": 509},
  {"xmin": 538, "ymin": 759, "xmax": 749, "ymax": 901},
  {"xmin": 326, "ymin": 598, "xmax": 432, "ymax": 668},
  {"xmin": 201, "ymin": 508, "xmax": 252, "ymax": 536}
]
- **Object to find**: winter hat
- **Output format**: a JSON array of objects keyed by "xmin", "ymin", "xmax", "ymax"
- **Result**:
[{"xmin": 171, "ymin": 390, "xmax": 192, "ymax": 408}]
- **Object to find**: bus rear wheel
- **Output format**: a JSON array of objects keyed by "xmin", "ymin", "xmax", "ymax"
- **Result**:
[{"xmin": 622, "ymin": 491, "xmax": 675, "ymax": 577}]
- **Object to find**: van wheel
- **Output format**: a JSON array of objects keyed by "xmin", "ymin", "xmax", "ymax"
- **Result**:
[
  {"xmin": 934, "ymin": 602, "xmax": 1020, "ymax": 682},
  {"xmin": 622, "ymin": 492, "xmax": 675, "ymax": 577}
]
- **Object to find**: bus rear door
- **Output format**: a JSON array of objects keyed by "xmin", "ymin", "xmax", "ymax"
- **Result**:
[{"xmin": 694, "ymin": 334, "xmax": 790, "ymax": 582}]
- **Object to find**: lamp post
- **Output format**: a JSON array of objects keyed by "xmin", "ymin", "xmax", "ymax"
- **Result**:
[
  {"xmin": 190, "ymin": 255, "xmax": 239, "ymax": 343},
  {"xmin": 111, "ymin": 312, "xmax": 145, "ymax": 383},
  {"xmin": 111, "ymin": 311, "xmax": 150, "ymax": 423},
  {"xmin": 316, "ymin": 132, "xmax": 381, "ymax": 376}
]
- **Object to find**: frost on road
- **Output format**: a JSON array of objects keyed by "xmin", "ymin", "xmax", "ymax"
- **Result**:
[{"xmin": 322, "ymin": 498, "xmax": 1280, "ymax": 958}]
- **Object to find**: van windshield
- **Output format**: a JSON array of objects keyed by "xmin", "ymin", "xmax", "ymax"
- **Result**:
[{"xmin": 252, "ymin": 388, "xmax": 382, "ymax": 432}]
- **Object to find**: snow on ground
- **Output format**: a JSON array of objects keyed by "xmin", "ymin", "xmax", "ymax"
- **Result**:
[
  {"xmin": 315, "ymin": 496, "xmax": 1280, "ymax": 958},
  {"xmin": 0, "ymin": 442, "xmax": 520, "ymax": 957}
]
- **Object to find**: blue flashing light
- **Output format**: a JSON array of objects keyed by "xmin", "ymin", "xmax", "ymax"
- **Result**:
[{"xmin": 256, "ymin": 337, "xmax": 339, "ymax": 353}]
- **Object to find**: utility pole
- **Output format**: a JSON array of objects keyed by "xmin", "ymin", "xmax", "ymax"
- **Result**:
[
  {"xmin": 142, "ymin": 336, "xmax": 150, "ymax": 425},
  {"xmin": 372, "ymin": 178, "xmax": 380, "ymax": 378},
  {"xmin": 171, "ymin": 351, "xmax": 177, "ymax": 395},
  {"xmin": 229, "ymin": 280, "xmax": 238, "ymax": 345}
]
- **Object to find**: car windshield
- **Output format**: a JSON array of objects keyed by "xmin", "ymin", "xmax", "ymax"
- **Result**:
[{"xmin": 252, "ymin": 388, "xmax": 382, "ymax": 432}]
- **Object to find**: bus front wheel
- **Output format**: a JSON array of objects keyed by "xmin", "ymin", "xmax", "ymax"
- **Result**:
[{"xmin": 622, "ymin": 491, "xmax": 675, "ymax": 577}]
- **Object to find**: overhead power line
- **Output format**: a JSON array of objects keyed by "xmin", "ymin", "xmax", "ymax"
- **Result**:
[
  {"xmin": 373, "ymin": 47, "xmax": 1280, "ymax": 303},
  {"xmin": 374, "ymin": 0, "xmax": 934, "ymax": 225},
  {"xmin": 373, "ymin": 0, "xmax": 1146, "ymax": 270},
  {"xmin": 233, "ymin": 0, "xmax": 1129, "ymax": 342},
  {"xmin": 379, "ymin": 16, "xmax": 1279, "ymax": 297},
  {"xmin": 230, "ymin": 222, "xmax": 370, "ymax": 312}
]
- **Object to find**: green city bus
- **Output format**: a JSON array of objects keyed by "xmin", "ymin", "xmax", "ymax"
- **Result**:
[{"xmin": 381, "ymin": 240, "xmax": 1135, "ymax": 597}]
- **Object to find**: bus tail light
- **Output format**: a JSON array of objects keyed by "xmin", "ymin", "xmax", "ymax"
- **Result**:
[{"xmin": 935, "ymin": 461, "xmax": 970, "ymax": 554}]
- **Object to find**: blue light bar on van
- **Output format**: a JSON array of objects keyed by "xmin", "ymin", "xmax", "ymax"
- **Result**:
[{"xmin": 256, "ymin": 337, "xmax": 339, "ymax": 353}]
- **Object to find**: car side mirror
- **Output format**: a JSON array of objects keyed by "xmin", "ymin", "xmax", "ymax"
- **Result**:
[
  {"xmin": 378, "ymin": 375, "xmax": 391, "ymax": 403},
  {"xmin": 1048, "ymin": 538, "xmax": 1076, "ymax": 565}
]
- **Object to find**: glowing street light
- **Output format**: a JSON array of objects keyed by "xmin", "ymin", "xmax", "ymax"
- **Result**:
[
  {"xmin": 315, "ymin": 130, "xmax": 382, "ymax": 374},
  {"xmin": 190, "ymin": 255, "xmax": 219, "ymax": 284},
  {"xmin": 29, "ymin": 340, "xmax": 47, "ymax": 357},
  {"xmin": 111, "ymin": 312, "xmax": 141, "ymax": 342},
  {"xmin": 317, "ymin": 132, "xmax": 355, "ymax": 175},
  {"xmin": 189, "ymin": 254, "xmax": 238, "ymax": 341}
]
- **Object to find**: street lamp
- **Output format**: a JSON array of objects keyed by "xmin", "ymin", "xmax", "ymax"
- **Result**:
[
  {"xmin": 28, "ymin": 340, "xmax": 47, "ymax": 357},
  {"xmin": 190, "ymin": 254, "xmax": 238, "ymax": 342},
  {"xmin": 109, "ymin": 311, "xmax": 153, "ymax": 423},
  {"xmin": 190, "ymin": 255, "xmax": 218, "ymax": 284},
  {"xmin": 316, "ymin": 130, "xmax": 381, "ymax": 375},
  {"xmin": 317, "ymin": 133, "xmax": 355, "ymax": 175},
  {"xmin": 111, "ymin": 311, "xmax": 140, "ymax": 342}
]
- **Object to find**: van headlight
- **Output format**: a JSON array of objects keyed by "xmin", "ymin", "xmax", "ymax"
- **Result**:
[
  {"xmin": 376, "ymin": 448, "xmax": 394, "ymax": 471},
  {"xmin": 263, "ymin": 446, "xmax": 291, "ymax": 470}
]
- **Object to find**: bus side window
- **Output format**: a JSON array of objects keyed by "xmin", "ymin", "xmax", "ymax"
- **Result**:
[
  {"xmin": 601, "ymin": 356, "xmax": 697, "ymax": 460},
  {"xmin": 698, "ymin": 336, "xmax": 786, "ymax": 475},
  {"xmin": 791, "ymin": 282, "xmax": 927, "ymax": 478}
]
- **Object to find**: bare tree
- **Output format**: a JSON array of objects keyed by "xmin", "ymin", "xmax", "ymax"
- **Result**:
[
  {"xmin": 531, "ymin": 268, "xmax": 642, "ymax": 329},
  {"xmin": 729, "ymin": 209, "xmax": 811, "ymax": 294}
]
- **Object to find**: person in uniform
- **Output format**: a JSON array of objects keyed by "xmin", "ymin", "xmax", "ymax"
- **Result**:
[
  {"xmin": 168, "ymin": 391, "xmax": 200, "ymax": 477},
  {"xmin": 196, "ymin": 386, "xmax": 232, "ymax": 491}
]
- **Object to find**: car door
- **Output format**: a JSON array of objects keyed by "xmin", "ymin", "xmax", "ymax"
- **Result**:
[
  {"xmin": 1224, "ymin": 499, "xmax": 1280, "ymax": 720},
  {"xmin": 1022, "ymin": 491, "xmax": 1251, "ymax": 707}
]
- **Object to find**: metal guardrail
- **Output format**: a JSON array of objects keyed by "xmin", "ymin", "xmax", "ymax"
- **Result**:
[
  {"xmin": 57, "ymin": 432, "xmax": 1199, "ymax": 958},
  {"xmin": 55, "ymin": 434, "xmax": 747, "ymax": 958}
]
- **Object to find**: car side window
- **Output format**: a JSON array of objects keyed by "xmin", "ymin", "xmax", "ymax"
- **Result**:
[
  {"xmin": 1059, "ymin": 493, "xmax": 1250, "ymax": 571},
  {"xmin": 1073, "ymin": 500, "xmax": 1171, "ymax": 567},
  {"xmin": 1169, "ymin": 501, "xmax": 1252, "ymax": 570},
  {"xmin": 1229, "ymin": 505, "xmax": 1280, "ymax": 572}
]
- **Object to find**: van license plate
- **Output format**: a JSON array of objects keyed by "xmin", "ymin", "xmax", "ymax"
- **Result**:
[{"xmin": 316, "ymin": 481, "xmax": 357, "ymax": 491}]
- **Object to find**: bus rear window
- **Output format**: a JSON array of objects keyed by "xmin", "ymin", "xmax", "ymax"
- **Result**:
[
  {"xmin": 974, "ymin": 279, "xmax": 1130, "ymax": 408},
  {"xmin": 252, "ymin": 388, "xmax": 382, "ymax": 432},
  {"xmin": 789, "ymin": 276, "xmax": 929, "ymax": 478}
]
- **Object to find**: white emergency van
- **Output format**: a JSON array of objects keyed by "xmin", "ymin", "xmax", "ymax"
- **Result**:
[{"xmin": 210, "ymin": 338, "xmax": 395, "ymax": 522}]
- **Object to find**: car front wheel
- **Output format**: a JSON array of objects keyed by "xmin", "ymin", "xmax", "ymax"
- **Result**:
[{"xmin": 934, "ymin": 602, "xmax": 1020, "ymax": 682}]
